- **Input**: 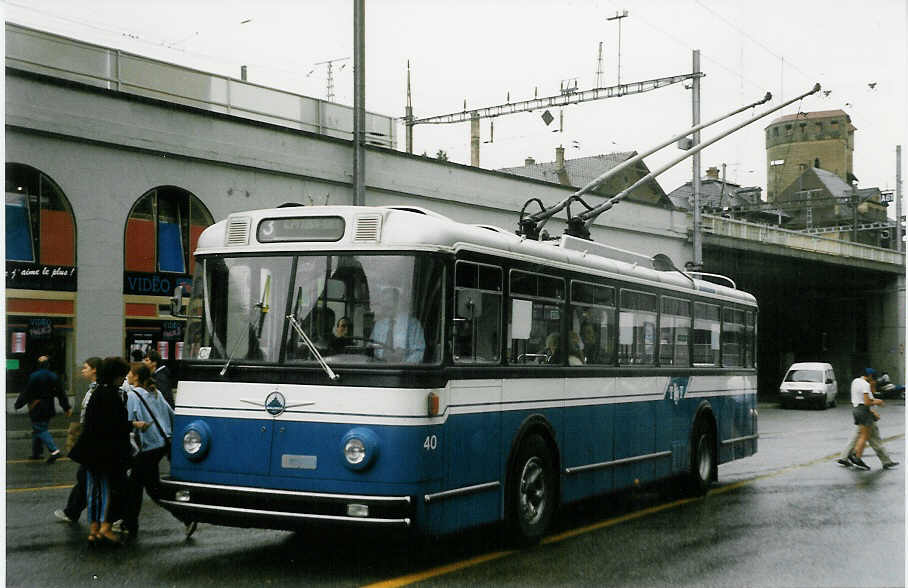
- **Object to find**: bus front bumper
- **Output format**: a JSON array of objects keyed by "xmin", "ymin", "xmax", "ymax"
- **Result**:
[{"xmin": 159, "ymin": 477, "xmax": 413, "ymax": 530}]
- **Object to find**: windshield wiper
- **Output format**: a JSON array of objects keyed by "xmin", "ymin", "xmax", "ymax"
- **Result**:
[
  {"xmin": 221, "ymin": 276, "xmax": 271, "ymax": 377},
  {"xmin": 286, "ymin": 314, "xmax": 339, "ymax": 381}
]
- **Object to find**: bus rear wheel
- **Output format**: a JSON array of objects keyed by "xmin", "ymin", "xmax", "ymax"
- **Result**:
[
  {"xmin": 688, "ymin": 420, "xmax": 715, "ymax": 496},
  {"xmin": 506, "ymin": 433, "xmax": 556, "ymax": 546}
]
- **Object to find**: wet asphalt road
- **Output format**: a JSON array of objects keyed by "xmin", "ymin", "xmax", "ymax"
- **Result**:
[{"xmin": 5, "ymin": 400, "xmax": 905, "ymax": 587}]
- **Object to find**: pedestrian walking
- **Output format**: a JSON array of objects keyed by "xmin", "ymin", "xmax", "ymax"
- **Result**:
[
  {"xmin": 122, "ymin": 362, "xmax": 174, "ymax": 540},
  {"xmin": 14, "ymin": 355, "xmax": 72, "ymax": 463},
  {"xmin": 837, "ymin": 368, "xmax": 898, "ymax": 471},
  {"xmin": 845, "ymin": 368, "xmax": 886, "ymax": 471},
  {"xmin": 54, "ymin": 357, "xmax": 102, "ymax": 524},
  {"xmin": 143, "ymin": 350, "xmax": 174, "ymax": 408},
  {"xmin": 67, "ymin": 357, "xmax": 132, "ymax": 544}
]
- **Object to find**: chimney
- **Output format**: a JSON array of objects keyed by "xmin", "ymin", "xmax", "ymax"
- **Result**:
[
  {"xmin": 525, "ymin": 157, "xmax": 536, "ymax": 166},
  {"xmin": 705, "ymin": 166, "xmax": 720, "ymax": 180},
  {"xmin": 555, "ymin": 146, "xmax": 570, "ymax": 186}
]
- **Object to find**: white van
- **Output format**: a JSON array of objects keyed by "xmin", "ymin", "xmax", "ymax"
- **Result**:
[{"xmin": 779, "ymin": 362, "xmax": 838, "ymax": 410}]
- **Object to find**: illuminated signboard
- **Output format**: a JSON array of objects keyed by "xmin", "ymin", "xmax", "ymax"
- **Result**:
[{"xmin": 257, "ymin": 217, "xmax": 345, "ymax": 243}]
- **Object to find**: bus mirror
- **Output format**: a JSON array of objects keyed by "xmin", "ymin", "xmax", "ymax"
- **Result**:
[{"xmin": 171, "ymin": 285, "xmax": 186, "ymax": 317}]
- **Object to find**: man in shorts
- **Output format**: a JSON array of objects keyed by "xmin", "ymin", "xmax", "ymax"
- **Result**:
[{"xmin": 847, "ymin": 368, "xmax": 886, "ymax": 471}]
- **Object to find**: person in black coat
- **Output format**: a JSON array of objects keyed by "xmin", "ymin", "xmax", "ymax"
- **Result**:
[
  {"xmin": 68, "ymin": 357, "xmax": 131, "ymax": 544},
  {"xmin": 143, "ymin": 350, "xmax": 174, "ymax": 408}
]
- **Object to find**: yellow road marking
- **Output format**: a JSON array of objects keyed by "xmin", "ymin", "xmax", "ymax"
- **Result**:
[
  {"xmin": 7, "ymin": 484, "xmax": 74, "ymax": 494},
  {"xmin": 363, "ymin": 433, "xmax": 906, "ymax": 588},
  {"xmin": 362, "ymin": 550, "xmax": 517, "ymax": 588}
]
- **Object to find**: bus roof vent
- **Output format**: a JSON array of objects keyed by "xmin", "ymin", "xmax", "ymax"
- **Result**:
[
  {"xmin": 353, "ymin": 214, "xmax": 382, "ymax": 242},
  {"xmin": 225, "ymin": 216, "xmax": 251, "ymax": 246}
]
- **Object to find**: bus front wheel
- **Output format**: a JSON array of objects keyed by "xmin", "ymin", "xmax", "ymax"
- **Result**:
[
  {"xmin": 688, "ymin": 420, "xmax": 716, "ymax": 496},
  {"xmin": 506, "ymin": 433, "xmax": 556, "ymax": 546}
]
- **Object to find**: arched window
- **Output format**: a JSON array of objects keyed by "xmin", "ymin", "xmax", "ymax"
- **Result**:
[
  {"xmin": 125, "ymin": 186, "xmax": 213, "ymax": 279},
  {"xmin": 5, "ymin": 163, "xmax": 76, "ymax": 287}
]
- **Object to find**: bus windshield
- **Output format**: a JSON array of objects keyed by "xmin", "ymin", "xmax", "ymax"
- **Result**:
[{"xmin": 184, "ymin": 254, "xmax": 445, "ymax": 366}]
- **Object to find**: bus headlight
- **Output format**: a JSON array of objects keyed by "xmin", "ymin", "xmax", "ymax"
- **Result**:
[
  {"xmin": 344, "ymin": 438, "xmax": 365, "ymax": 464},
  {"xmin": 341, "ymin": 427, "xmax": 379, "ymax": 471},
  {"xmin": 182, "ymin": 420, "xmax": 212, "ymax": 461}
]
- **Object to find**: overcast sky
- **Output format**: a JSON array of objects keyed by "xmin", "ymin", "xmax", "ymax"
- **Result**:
[{"xmin": 5, "ymin": 0, "xmax": 906, "ymax": 210}]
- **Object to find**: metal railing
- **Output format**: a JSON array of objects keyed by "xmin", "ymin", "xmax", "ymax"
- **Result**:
[
  {"xmin": 5, "ymin": 23, "xmax": 396, "ymax": 148},
  {"xmin": 701, "ymin": 214, "xmax": 904, "ymax": 267}
]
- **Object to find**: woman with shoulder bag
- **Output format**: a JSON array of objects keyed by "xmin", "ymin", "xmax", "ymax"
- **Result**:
[{"xmin": 121, "ymin": 362, "xmax": 174, "ymax": 540}]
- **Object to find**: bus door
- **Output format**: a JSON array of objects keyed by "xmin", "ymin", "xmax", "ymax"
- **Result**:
[{"xmin": 443, "ymin": 380, "xmax": 502, "ymax": 528}]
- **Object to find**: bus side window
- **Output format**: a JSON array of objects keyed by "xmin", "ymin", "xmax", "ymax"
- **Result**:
[
  {"xmin": 722, "ymin": 308, "xmax": 745, "ymax": 367},
  {"xmin": 570, "ymin": 280, "xmax": 616, "ymax": 365},
  {"xmin": 693, "ymin": 302, "xmax": 721, "ymax": 366},
  {"xmin": 508, "ymin": 270, "xmax": 564, "ymax": 365},
  {"xmin": 618, "ymin": 290, "xmax": 657, "ymax": 365},
  {"xmin": 660, "ymin": 297, "xmax": 691, "ymax": 366},
  {"xmin": 453, "ymin": 262, "xmax": 501, "ymax": 364}
]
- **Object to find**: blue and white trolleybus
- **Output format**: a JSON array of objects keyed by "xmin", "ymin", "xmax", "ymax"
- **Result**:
[{"xmin": 159, "ymin": 204, "xmax": 758, "ymax": 544}]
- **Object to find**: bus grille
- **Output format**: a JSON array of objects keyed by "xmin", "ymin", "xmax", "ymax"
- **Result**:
[
  {"xmin": 354, "ymin": 214, "xmax": 382, "ymax": 242},
  {"xmin": 225, "ymin": 217, "xmax": 251, "ymax": 246}
]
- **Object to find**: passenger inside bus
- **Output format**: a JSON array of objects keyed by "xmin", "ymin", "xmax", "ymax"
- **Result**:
[
  {"xmin": 327, "ymin": 317, "xmax": 354, "ymax": 355},
  {"xmin": 579, "ymin": 321, "xmax": 600, "ymax": 364},
  {"xmin": 567, "ymin": 331, "xmax": 584, "ymax": 365},
  {"xmin": 543, "ymin": 332, "xmax": 562, "ymax": 364},
  {"xmin": 369, "ymin": 287, "xmax": 425, "ymax": 363}
]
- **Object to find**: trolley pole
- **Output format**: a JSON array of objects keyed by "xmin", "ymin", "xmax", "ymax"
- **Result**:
[
  {"xmin": 352, "ymin": 0, "xmax": 366, "ymax": 206},
  {"xmin": 691, "ymin": 49, "xmax": 703, "ymax": 270}
]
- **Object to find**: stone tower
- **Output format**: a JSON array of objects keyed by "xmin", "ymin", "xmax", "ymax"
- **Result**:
[{"xmin": 764, "ymin": 109, "xmax": 855, "ymax": 202}]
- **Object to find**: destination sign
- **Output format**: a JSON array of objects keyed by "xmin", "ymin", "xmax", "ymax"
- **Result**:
[{"xmin": 256, "ymin": 216, "xmax": 345, "ymax": 243}]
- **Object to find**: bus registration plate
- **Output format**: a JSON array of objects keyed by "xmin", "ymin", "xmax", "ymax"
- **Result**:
[{"xmin": 282, "ymin": 454, "xmax": 318, "ymax": 470}]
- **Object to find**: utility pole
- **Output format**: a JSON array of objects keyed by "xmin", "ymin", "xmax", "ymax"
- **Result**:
[
  {"xmin": 897, "ymin": 145, "xmax": 903, "ymax": 253},
  {"xmin": 607, "ymin": 10, "xmax": 629, "ymax": 86},
  {"xmin": 352, "ymin": 0, "xmax": 365, "ymax": 206},
  {"xmin": 691, "ymin": 49, "xmax": 702, "ymax": 270}
]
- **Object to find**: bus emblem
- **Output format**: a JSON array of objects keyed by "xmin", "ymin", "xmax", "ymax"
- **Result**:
[{"xmin": 265, "ymin": 391, "xmax": 286, "ymax": 416}]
